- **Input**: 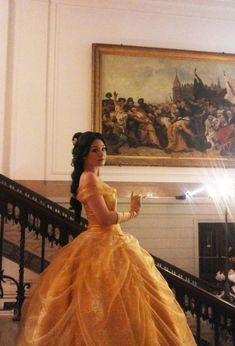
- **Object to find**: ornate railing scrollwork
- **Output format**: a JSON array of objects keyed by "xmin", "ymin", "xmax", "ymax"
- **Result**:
[
  {"xmin": 0, "ymin": 174, "xmax": 87, "ymax": 319},
  {"xmin": 153, "ymin": 255, "xmax": 235, "ymax": 345}
]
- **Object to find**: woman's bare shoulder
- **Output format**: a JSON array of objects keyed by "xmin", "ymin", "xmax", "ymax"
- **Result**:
[{"xmin": 79, "ymin": 171, "xmax": 99, "ymax": 187}]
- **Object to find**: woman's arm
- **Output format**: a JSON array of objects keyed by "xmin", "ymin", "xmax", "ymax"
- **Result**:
[
  {"xmin": 78, "ymin": 172, "xmax": 117, "ymax": 225},
  {"xmin": 78, "ymin": 172, "xmax": 141, "ymax": 225},
  {"xmin": 86, "ymin": 192, "xmax": 141, "ymax": 225},
  {"xmin": 86, "ymin": 194, "xmax": 118, "ymax": 225}
]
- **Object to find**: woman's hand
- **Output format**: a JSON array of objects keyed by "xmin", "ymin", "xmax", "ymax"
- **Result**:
[{"xmin": 130, "ymin": 192, "xmax": 142, "ymax": 215}]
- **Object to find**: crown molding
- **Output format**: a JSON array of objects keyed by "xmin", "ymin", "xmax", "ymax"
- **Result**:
[{"xmin": 32, "ymin": 0, "xmax": 235, "ymax": 21}]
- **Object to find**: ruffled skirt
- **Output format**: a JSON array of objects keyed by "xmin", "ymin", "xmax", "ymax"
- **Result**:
[{"xmin": 17, "ymin": 225, "xmax": 195, "ymax": 346}]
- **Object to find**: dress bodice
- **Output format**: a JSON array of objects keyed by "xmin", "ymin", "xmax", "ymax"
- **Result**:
[{"xmin": 77, "ymin": 179, "xmax": 117, "ymax": 226}]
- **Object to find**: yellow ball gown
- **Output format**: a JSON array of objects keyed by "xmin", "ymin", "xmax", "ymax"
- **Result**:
[{"xmin": 17, "ymin": 179, "xmax": 196, "ymax": 346}]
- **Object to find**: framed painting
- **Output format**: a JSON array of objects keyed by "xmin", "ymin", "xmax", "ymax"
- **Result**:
[{"xmin": 92, "ymin": 43, "xmax": 235, "ymax": 167}]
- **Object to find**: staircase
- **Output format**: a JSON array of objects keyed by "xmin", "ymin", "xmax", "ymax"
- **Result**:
[{"xmin": 0, "ymin": 174, "xmax": 235, "ymax": 345}]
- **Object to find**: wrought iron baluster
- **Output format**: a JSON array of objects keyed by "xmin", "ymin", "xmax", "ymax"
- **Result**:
[
  {"xmin": 40, "ymin": 218, "xmax": 47, "ymax": 272},
  {"xmin": 195, "ymin": 301, "xmax": 201, "ymax": 345},
  {"xmin": 13, "ymin": 209, "xmax": 30, "ymax": 321},
  {"xmin": 232, "ymin": 322, "xmax": 235, "ymax": 346},
  {"xmin": 0, "ymin": 212, "xmax": 4, "ymax": 299}
]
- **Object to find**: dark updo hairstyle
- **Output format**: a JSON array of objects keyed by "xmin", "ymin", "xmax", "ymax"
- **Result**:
[
  {"xmin": 70, "ymin": 131, "xmax": 106, "ymax": 220},
  {"xmin": 72, "ymin": 132, "xmax": 82, "ymax": 141}
]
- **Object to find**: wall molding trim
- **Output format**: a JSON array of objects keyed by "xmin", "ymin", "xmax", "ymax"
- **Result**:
[
  {"xmin": 44, "ymin": 165, "xmax": 235, "ymax": 183},
  {"xmin": 101, "ymin": 166, "xmax": 235, "ymax": 183},
  {"xmin": 33, "ymin": 0, "xmax": 235, "ymax": 22}
]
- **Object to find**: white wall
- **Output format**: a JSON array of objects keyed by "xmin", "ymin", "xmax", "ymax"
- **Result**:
[
  {"xmin": 1, "ymin": 0, "xmax": 235, "ymax": 182},
  {"xmin": 118, "ymin": 196, "xmax": 235, "ymax": 275}
]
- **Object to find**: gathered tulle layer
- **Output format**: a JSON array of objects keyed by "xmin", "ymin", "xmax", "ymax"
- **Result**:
[{"xmin": 17, "ymin": 225, "xmax": 195, "ymax": 346}]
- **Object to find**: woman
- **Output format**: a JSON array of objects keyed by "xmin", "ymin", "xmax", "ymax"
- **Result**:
[{"xmin": 17, "ymin": 131, "xmax": 195, "ymax": 346}]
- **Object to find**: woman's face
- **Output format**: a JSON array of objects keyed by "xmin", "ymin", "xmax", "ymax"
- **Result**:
[{"xmin": 84, "ymin": 139, "xmax": 107, "ymax": 169}]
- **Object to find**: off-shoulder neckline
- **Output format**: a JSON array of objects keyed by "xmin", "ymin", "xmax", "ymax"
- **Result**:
[{"xmin": 77, "ymin": 178, "xmax": 116, "ymax": 194}]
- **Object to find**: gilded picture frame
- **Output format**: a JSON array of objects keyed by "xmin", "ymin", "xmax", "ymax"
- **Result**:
[{"xmin": 92, "ymin": 43, "xmax": 235, "ymax": 167}]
